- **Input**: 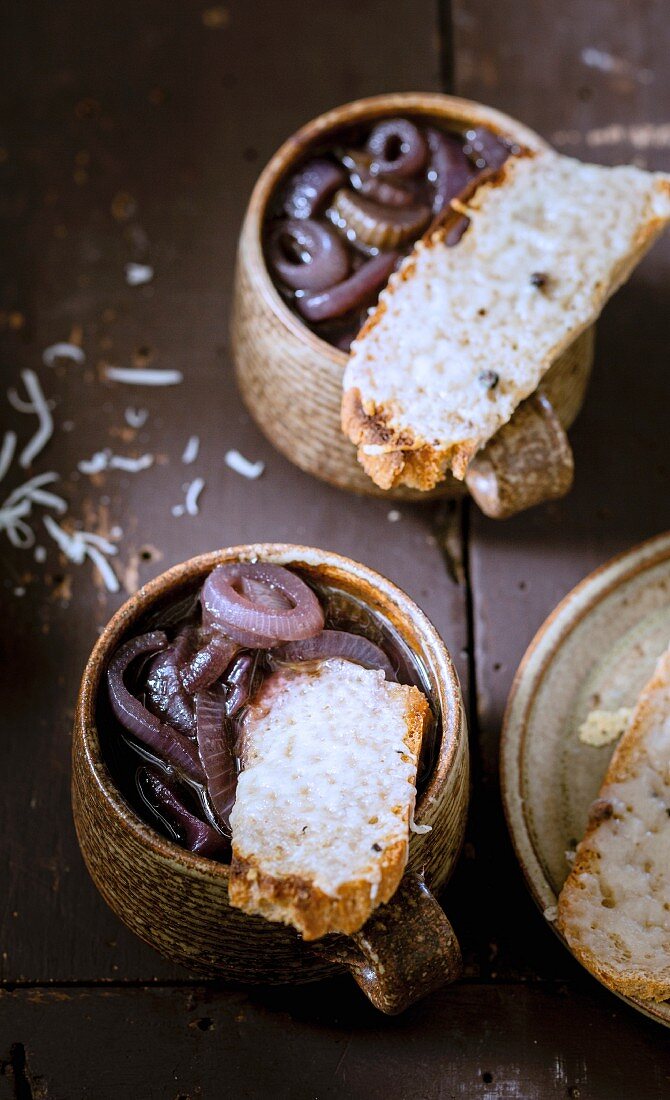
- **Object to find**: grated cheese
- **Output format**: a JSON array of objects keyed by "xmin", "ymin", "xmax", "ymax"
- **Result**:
[
  {"xmin": 181, "ymin": 435, "xmax": 200, "ymax": 464},
  {"xmin": 8, "ymin": 371, "xmax": 54, "ymax": 468},
  {"xmin": 43, "ymin": 515, "xmax": 120, "ymax": 593},
  {"xmin": 0, "ymin": 472, "xmax": 66, "ymax": 549},
  {"xmin": 124, "ymin": 407, "xmax": 148, "ymax": 428},
  {"xmin": 172, "ymin": 478, "xmax": 205, "ymax": 517},
  {"xmin": 0, "ymin": 431, "xmax": 17, "ymax": 484},
  {"xmin": 78, "ymin": 449, "xmax": 154, "ymax": 475},
  {"xmin": 124, "ymin": 262, "xmax": 154, "ymax": 287},
  {"xmin": 104, "ymin": 365, "xmax": 183, "ymax": 386},
  {"xmin": 42, "ymin": 343, "xmax": 86, "ymax": 368},
  {"xmin": 184, "ymin": 477, "xmax": 204, "ymax": 515},
  {"xmin": 225, "ymin": 449, "xmax": 264, "ymax": 480}
]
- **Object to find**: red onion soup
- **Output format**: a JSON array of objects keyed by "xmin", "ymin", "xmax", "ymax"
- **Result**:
[
  {"xmin": 263, "ymin": 115, "xmax": 517, "ymax": 351},
  {"xmin": 100, "ymin": 561, "xmax": 440, "ymax": 862}
]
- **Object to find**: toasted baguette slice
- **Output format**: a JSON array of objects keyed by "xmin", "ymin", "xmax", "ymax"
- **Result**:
[
  {"xmin": 228, "ymin": 657, "xmax": 430, "ymax": 940},
  {"xmin": 342, "ymin": 150, "xmax": 670, "ymax": 491},
  {"xmin": 557, "ymin": 642, "xmax": 670, "ymax": 1002}
]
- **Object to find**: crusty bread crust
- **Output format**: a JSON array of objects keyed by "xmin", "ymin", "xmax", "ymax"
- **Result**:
[
  {"xmin": 228, "ymin": 684, "xmax": 430, "ymax": 940},
  {"xmin": 557, "ymin": 645, "xmax": 670, "ymax": 1002},
  {"xmin": 342, "ymin": 158, "xmax": 670, "ymax": 493},
  {"xmin": 340, "ymin": 387, "xmax": 474, "ymax": 490}
]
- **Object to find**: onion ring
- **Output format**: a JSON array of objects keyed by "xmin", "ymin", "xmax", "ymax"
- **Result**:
[
  {"xmin": 144, "ymin": 627, "xmax": 197, "ymax": 736},
  {"xmin": 195, "ymin": 684, "xmax": 237, "ymax": 832},
  {"xmin": 283, "ymin": 158, "xmax": 347, "ymax": 219},
  {"xmin": 224, "ymin": 652, "xmax": 257, "ymax": 717},
  {"xmin": 202, "ymin": 562, "xmax": 324, "ymax": 645},
  {"xmin": 342, "ymin": 150, "xmax": 415, "ymax": 208},
  {"xmin": 107, "ymin": 632, "xmax": 204, "ymax": 782},
  {"xmin": 180, "ymin": 631, "xmax": 239, "ymax": 694},
  {"xmin": 270, "ymin": 629, "xmax": 396, "ymax": 680},
  {"xmin": 463, "ymin": 126, "xmax": 510, "ymax": 171},
  {"xmin": 366, "ymin": 118, "xmax": 427, "ymax": 178},
  {"xmin": 331, "ymin": 188, "xmax": 430, "ymax": 250},
  {"xmin": 267, "ymin": 218, "xmax": 349, "ymax": 291},
  {"xmin": 297, "ymin": 251, "xmax": 398, "ymax": 323},
  {"xmin": 138, "ymin": 764, "xmax": 230, "ymax": 857},
  {"xmin": 425, "ymin": 127, "xmax": 476, "ymax": 215}
]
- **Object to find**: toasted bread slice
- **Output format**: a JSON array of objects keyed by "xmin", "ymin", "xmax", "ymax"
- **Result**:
[
  {"xmin": 342, "ymin": 150, "xmax": 670, "ymax": 491},
  {"xmin": 228, "ymin": 657, "xmax": 430, "ymax": 940},
  {"xmin": 557, "ymin": 643, "xmax": 670, "ymax": 1002}
]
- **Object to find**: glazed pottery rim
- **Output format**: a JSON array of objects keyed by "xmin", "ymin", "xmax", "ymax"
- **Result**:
[
  {"xmin": 500, "ymin": 528, "xmax": 670, "ymax": 1023},
  {"xmin": 244, "ymin": 90, "xmax": 550, "ymax": 362},
  {"xmin": 76, "ymin": 542, "xmax": 464, "ymax": 884}
]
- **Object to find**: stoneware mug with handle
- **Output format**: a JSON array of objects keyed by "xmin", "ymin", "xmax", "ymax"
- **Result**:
[
  {"xmin": 231, "ymin": 92, "xmax": 594, "ymax": 515},
  {"xmin": 72, "ymin": 544, "xmax": 469, "ymax": 1014}
]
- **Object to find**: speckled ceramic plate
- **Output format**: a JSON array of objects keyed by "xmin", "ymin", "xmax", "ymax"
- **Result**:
[{"xmin": 502, "ymin": 531, "xmax": 670, "ymax": 1025}]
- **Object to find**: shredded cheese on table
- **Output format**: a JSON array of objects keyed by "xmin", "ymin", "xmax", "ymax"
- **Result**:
[
  {"xmin": 225, "ymin": 449, "xmax": 264, "ymax": 480},
  {"xmin": 104, "ymin": 366, "xmax": 183, "ymax": 386},
  {"xmin": 172, "ymin": 478, "xmax": 205, "ymax": 517},
  {"xmin": 124, "ymin": 407, "xmax": 148, "ymax": 428},
  {"xmin": 7, "ymin": 370, "xmax": 54, "ymax": 468},
  {"xmin": 42, "ymin": 343, "xmax": 85, "ymax": 368},
  {"xmin": 181, "ymin": 435, "xmax": 200, "ymax": 464},
  {"xmin": 78, "ymin": 449, "xmax": 154, "ymax": 475},
  {"xmin": 43, "ymin": 515, "xmax": 120, "ymax": 593},
  {"xmin": 0, "ymin": 431, "xmax": 17, "ymax": 484},
  {"xmin": 0, "ymin": 473, "xmax": 67, "ymax": 548},
  {"xmin": 124, "ymin": 263, "xmax": 154, "ymax": 286}
]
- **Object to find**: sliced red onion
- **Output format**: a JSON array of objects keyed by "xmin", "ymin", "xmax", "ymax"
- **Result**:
[
  {"xmin": 425, "ymin": 127, "xmax": 476, "ymax": 215},
  {"xmin": 268, "ymin": 218, "xmax": 349, "ymax": 291},
  {"xmin": 139, "ymin": 765, "xmax": 230, "ymax": 858},
  {"xmin": 180, "ymin": 630, "xmax": 239, "ymax": 694},
  {"xmin": 144, "ymin": 627, "xmax": 197, "ymax": 735},
  {"xmin": 195, "ymin": 684, "xmax": 237, "ymax": 832},
  {"xmin": 224, "ymin": 652, "xmax": 257, "ymax": 717},
  {"xmin": 444, "ymin": 214, "xmax": 470, "ymax": 247},
  {"xmin": 202, "ymin": 562, "xmax": 324, "ymax": 645},
  {"xmin": 367, "ymin": 118, "xmax": 427, "ymax": 178},
  {"xmin": 463, "ymin": 126, "xmax": 510, "ymax": 171},
  {"xmin": 283, "ymin": 158, "xmax": 347, "ymax": 219},
  {"xmin": 331, "ymin": 189, "xmax": 430, "ymax": 250},
  {"xmin": 270, "ymin": 629, "xmax": 397, "ymax": 681},
  {"xmin": 343, "ymin": 151, "xmax": 414, "ymax": 208},
  {"xmin": 298, "ymin": 250, "xmax": 398, "ymax": 323},
  {"xmin": 107, "ymin": 632, "xmax": 204, "ymax": 782}
]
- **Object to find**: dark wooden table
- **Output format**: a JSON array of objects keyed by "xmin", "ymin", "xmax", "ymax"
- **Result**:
[{"xmin": 2, "ymin": 2, "xmax": 670, "ymax": 1096}]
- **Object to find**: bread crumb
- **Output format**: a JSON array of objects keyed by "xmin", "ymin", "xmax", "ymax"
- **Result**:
[{"xmin": 578, "ymin": 707, "xmax": 633, "ymax": 747}]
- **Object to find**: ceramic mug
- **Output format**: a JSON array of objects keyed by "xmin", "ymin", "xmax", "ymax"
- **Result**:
[
  {"xmin": 231, "ymin": 92, "xmax": 594, "ymax": 512},
  {"xmin": 72, "ymin": 544, "xmax": 469, "ymax": 1014}
]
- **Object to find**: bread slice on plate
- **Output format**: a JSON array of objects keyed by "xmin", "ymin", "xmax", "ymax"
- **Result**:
[
  {"xmin": 557, "ymin": 642, "xmax": 670, "ymax": 1002},
  {"xmin": 342, "ymin": 150, "xmax": 670, "ymax": 491},
  {"xmin": 228, "ymin": 657, "xmax": 430, "ymax": 940}
]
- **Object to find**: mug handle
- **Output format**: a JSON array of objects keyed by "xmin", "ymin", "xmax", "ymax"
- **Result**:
[
  {"xmin": 314, "ymin": 872, "xmax": 462, "ymax": 1015},
  {"xmin": 465, "ymin": 389, "xmax": 574, "ymax": 519}
]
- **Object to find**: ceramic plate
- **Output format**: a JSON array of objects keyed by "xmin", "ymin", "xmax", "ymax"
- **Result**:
[{"xmin": 502, "ymin": 531, "xmax": 670, "ymax": 1025}]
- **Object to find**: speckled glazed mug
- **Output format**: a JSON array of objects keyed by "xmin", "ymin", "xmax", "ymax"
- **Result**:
[
  {"xmin": 231, "ymin": 92, "xmax": 595, "ymax": 511},
  {"xmin": 72, "ymin": 544, "xmax": 469, "ymax": 1014}
]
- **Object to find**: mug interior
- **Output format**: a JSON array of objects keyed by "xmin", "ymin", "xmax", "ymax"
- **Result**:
[
  {"xmin": 77, "ymin": 544, "xmax": 463, "ymax": 882},
  {"xmin": 247, "ymin": 91, "xmax": 548, "ymax": 359}
]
